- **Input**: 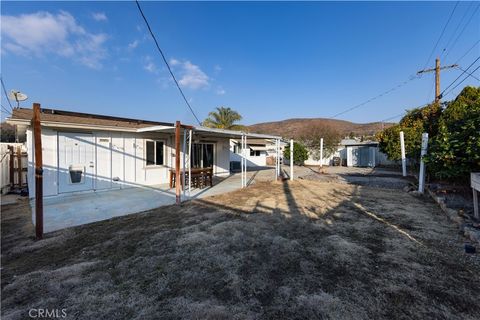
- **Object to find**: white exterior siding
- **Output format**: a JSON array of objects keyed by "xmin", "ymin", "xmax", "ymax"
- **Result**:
[{"xmin": 26, "ymin": 128, "xmax": 231, "ymax": 199}]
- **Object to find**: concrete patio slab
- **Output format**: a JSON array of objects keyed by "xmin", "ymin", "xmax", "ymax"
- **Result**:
[{"xmin": 32, "ymin": 167, "xmax": 278, "ymax": 232}]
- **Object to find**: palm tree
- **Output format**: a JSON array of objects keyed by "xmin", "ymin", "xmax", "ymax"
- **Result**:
[{"xmin": 202, "ymin": 107, "xmax": 244, "ymax": 130}]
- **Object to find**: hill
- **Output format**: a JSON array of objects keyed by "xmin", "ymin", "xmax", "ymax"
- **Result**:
[{"xmin": 248, "ymin": 118, "xmax": 393, "ymax": 139}]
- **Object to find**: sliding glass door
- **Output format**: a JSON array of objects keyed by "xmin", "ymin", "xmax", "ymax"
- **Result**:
[{"xmin": 192, "ymin": 143, "xmax": 214, "ymax": 168}]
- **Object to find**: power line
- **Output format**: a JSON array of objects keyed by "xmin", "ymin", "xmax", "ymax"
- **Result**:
[
  {"xmin": 330, "ymin": 76, "xmax": 418, "ymax": 119},
  {"xmin": 454, "ymin": 39, "xmax": 480, "ymax": 64},
  {"xmin": 1, "ymin": 77, "xmax": 13, "ymax": 111},
  {"xmin": 440, "ymin": 1, "xmax": 473, "ymax": 59},
  {"xmin": 1, "ymin": 104, "xmax": 12, "ymax": 116},
  {"xmin": 444, "ymin": 2, "xmax": 480, "ymax": 61},
  {"xmin": 135, "ymin": 0, "xmax": 202, "ymax": 125},
  {"xmin": 456, "ymin": 66, "xmax": 480, "ymax": 82},
  {"xmin": 421, "ymin": 1, "xmax": 459, "ymax": 72},
  {"xmin": 440, "ymin": 55, "xmax": 480, "ymax": 96},
  {"xmin": 444, "ymin": 64, "xmax": 480, "ymax": 97},
  {"xmin": 379, "ymin": 102, "xmax": 431, "ymax": 124}
]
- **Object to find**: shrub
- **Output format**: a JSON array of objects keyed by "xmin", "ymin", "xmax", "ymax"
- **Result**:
[{"xmin": 284, "ymin": 142, "xmax": 309, "ymax": 165}]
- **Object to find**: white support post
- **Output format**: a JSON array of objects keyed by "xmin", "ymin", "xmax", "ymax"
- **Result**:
[
  {"xmin": 182, "ymin": 129, "xmax": 186, "ymax": 199},
  {"xmin": 320, "ymin": 138, "xmax": 324, "ymax": 168},
  {"xmin": 244, "ymin": 135, "xmax": 248, "ymax": 186},
  {"xmin": 274, "ymin": 139, "xmax": 277, "ymax": 181},
  {"xmin": 188, "ymin": 129, "xmax": 192, "ymax": 195},
  {"xmin": 277, "ymin": 139, "xmax": 280, "ymax": 178},
  {"xmin": 400, "ymin": 131, "xmax": 406, "ymax": 177},
  {"xmin": 290, "ymin": 139, "xmax": 294, "ymax": 181},
  {"xmin": 418, "ymin": 133, "xmax": 429, "ymax": 193},
  {"xmin": 241, "ymin": 135, "xmax": 244, "ymax": 188}
]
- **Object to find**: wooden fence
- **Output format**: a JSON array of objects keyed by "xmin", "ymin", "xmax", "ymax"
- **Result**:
[{"xmin": 1, "ymin": 143, "xmax": 28, "ymax": 194}]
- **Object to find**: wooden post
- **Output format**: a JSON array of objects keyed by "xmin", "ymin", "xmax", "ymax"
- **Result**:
[
  {"xmin": 418, "ymin": 133, "xmax": 429, "ymax": 193},
  {"xmin": 17, "ymin": 146, "xmax": 22, "ymax": 187},
  {"xmin": 435, "ymin": 58, "xmax": 440, "ymax": 103},
  {"xmin": 8, "ymin": 146, "xmax": 14, "ymax": 187},
  {"xmin": 400, "ymin": 131, "xmax": 406, "ymax": 177},
  {"xmin": 175, "ymin": 121, "xmax": 181, "ymax": 204},
  {"xmin": 32, "ymin": 103, "xmax": 43, "ymax": 239}
]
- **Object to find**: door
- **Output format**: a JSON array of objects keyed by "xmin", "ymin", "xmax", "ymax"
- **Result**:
[
  {"xmin": 192, "ymin": 143, "xmax": 214, "ymax": 168},
  {"xmin": 357, "ymin": 147, "xmax": 370, "ymax": 167},
  {"xmin": 58, "ymin": 132, "xmax": 95, "ymax": 193}
]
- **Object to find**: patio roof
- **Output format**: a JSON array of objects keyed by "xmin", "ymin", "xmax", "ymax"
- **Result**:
[{"xmin": 137, "ymin": 124, "xmax": 282, "ymax": 141}]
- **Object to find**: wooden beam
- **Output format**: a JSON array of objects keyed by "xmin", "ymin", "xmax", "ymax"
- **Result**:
[
  {"xmin": 32, "ymin": 103, "xmax": 43, "ymax": 240},
  {"xmin": 175, "ymin": 121, "xmax": 181, "ymax": 204}
]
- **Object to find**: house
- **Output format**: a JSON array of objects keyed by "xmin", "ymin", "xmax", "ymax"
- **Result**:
[
  {"xmin": 230, "ymin": 138, "xmax": 276, "ymax": 167},
  {"xmin": 7, "ymin": 107, "xmax": 282, "ymax": 231},
  {"xmin": 7, "ymin": 107, "xmax": 283, "ymax": 198},
  {"xmin": 304, "ymin": 139, "xmax": 395, "ymax": 167}
]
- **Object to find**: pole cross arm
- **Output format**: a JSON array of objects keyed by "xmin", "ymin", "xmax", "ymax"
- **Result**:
[{"xmin": 417, "ymin": 64, "xmax": 458, "ymax": 74}]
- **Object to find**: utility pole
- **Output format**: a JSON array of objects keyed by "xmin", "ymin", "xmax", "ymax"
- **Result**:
[{"xmin": 417, "ymin": 57, "xmax": 457, "ymax": 103}]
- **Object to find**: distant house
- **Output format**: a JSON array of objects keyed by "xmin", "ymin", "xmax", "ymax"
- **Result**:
[
  {"xmin": 230, "ymin": 138, "xmax": 281, "ymax": 168},
  {"xmin": 304, "ymin": 139, "xmax": 395, "ymax": 167}
]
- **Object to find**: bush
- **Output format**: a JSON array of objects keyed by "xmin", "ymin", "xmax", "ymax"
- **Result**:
[
  {"xmin": 284, "ymin": 142, "xmax": 309, "ymax": 165},
  {"xmin": 426, "ymin": 86, "xmax": 480, "ymax": 182},
  {"xmin": 377, "ymin": 86, "xmax": 480, "ymax": 183}
]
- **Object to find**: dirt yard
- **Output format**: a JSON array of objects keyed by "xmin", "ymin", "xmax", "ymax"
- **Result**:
[{"xmin": 2, "ymin": 179, "xmax": 480, "ymax": 319}]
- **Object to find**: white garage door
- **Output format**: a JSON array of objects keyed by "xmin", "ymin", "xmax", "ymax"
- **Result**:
[{"xmin": 58, "ymin": 132, "xmax": 95, "ymax": 193}]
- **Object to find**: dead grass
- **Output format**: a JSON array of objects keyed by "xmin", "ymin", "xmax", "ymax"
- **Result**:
[{"xmin": 2, "ymin": 179, "xmax": 480, "ymax": 320}]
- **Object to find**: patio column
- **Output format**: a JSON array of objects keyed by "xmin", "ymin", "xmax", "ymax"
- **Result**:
[
  {"xmin": 182, "ymin": 128, "xmax": 186, "ymax": 199},
  {"xmin": 175, "ymin": 121, "xmax": 181, "ymax": 204},
  {"xmin": 320, "ymin": 138, "xmax": 324, "ymax": 168},
  {"xmin": 244, "ymin": 134, "xmax": 248, "ymax": 187},
  {"xmin": 240, "ymin": 134, "xmax": 245, "ymax": 188}
]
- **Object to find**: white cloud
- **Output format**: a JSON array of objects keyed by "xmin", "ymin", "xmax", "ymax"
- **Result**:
[
  {"xmin": 216, "ymin": 86, "xmax": 226, "ymax": 95},
  {"xmin": 170, "ymin": 59, "xmax": 210, "ymax": 90},
  {"xmin": 128, "ymin": 40, "xmax": 139, "ymax": 49},
  {"xmin": 92, "ymin": 12, "xmax": 107, "ymax": 22},
  {"xmin": 214, "ymin": 65, "xmax": 222, "ymax": 74},
  {"xmin": 1, "ymin": 11, "xmax": 108, "ymax": 69},
  {"xmin": 143, "ymin": 56, "xmax": 158, "ymax": 74},
  {"xmin": 169, "ymin": 58, "xmax": 180, "ymax": 66}
]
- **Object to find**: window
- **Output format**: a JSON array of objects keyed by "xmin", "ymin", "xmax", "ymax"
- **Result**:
[
  {"xmin": 146, "ymin": 140, "xmax": 164, "ymax": 166},
  {"xmin": 250, "ymin": 149, "xmax": 261, "ymax": 157}
]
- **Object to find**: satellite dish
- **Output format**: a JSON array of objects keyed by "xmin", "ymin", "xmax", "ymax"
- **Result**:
[
  {"xmin": 9, "ymin": 90, "xmax": 28, "ymax": 102},
  {"xmin": 8, "ymin": 90, "xmax": 28, "ymax": 108}
]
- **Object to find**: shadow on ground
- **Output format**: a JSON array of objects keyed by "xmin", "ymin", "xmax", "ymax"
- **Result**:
[{"xmin": 2, "ymin": 178, "xmax": 480, "ymax": 320}]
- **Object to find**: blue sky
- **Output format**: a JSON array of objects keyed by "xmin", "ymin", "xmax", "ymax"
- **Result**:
[{"xmin": 1, "ymin": 1, "xmax": 479, "ymax": 125}]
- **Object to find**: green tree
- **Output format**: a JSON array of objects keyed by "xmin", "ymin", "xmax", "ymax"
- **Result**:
[
  {"xmin": 377, "ymin": 102, "xmax": 442, "ymax": 162},
  {"xmin": 426, "ymin": 86, "xmax": 480, "ymax": 181},
  {"xmin": 202, "ymin": 107, "xmax": 244, "ymax": 130},
  {"xmin": 284, "ymin": 142, "xmax": 309, "ymax": 165},
  {"xmin": 0, "ymin": 122, "xmax": 16, "ymax": 142}
]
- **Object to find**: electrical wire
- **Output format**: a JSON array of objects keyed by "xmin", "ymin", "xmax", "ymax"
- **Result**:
[
  {"xmin": 135, "ymin": 0, "xmax": 202, "ymax": 125},
  {"xmin": 456, "ymin": 66, "xmax": 480, "ymax": 82},
  {"xmin": 440, "ymin": 55, "xmax": 480, "ymax": 96},
  {"xmin": 1, "ymin": 104, "xmax": 12, "ymax": 116},
  {"xmin": 1, "ymin": 78, "xmax": 13, "ymax": 111},
  {"xmin": 330, "ymin": 76, "xmax": 419, "ymax": 119},
  {"xmin": 454, "ymin": 39, "xmax": 480, "ymax": 64},
  {"xmin": 444, "ymin": 64, "xmax": 480, "ymax": 97},
  {"xmin": 444, "ymin": 2, "xmax": 480, "ymax": 61},
  {"xmin": 421, "ymin": 1, "xmax": 459, "ymax": 72},
  {"xmin": 440, "ymin": 1, "xmax": 473, "ymax": 59}
]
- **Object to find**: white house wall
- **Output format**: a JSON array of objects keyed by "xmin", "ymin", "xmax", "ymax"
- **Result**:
[{"xmin": 26, "ymin": 128, "xmax": 232, "ymax": 198}]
